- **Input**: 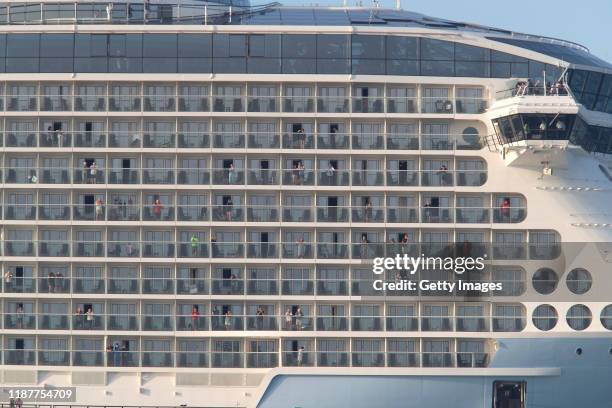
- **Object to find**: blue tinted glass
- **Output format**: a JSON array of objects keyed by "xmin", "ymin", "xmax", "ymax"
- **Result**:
[
  {"xmin": 455, "ymin": 43, "xmax": 487, "ymax": 61},
  {"xmin": 569, "ymin": 70, "xmax": 588, "ymax": 93},
  {"xmin": 386, "ymin": 36, "xmax": 418, "ymax": 59},
  {"xmin": 420, "ymin": 38, "xmax": 454, "ymax": 60},
  {"xmin": 143, "ymin": 34, "xmax": 176, "ymax": 58},
  {"xmin": 351, "ymin": 35, "xmax": 385, "ymax": 59},
  {"xmin": 491, "ymin": 62, "xmax": 511, "ymax": 78},
  {"xmin": 178, "ymin": 34, "xmax": 212, "ymax": 58},
  {"xmin": 317, "ymin": 58, "xmax": 349, "ymax": 74},
  {"xmin": 317, "ymin": 35, "xmax": 349, "ymax": 58},
  {"xmin": 421, "ymin": 60, "xmax": 454, "ymax": 76},
  {"xmin": 455, "ymin": 61, "xmax": 487, "ymax": 77},
  {"xmin": 282, "ymin": 58, "xmax": 316, "ymax": 74},
  {"xmin": 40, "ymin": 34, "xmax": 73, "ymax": 58},
  {"xmin": 7, "ymin": 34, "xmax": 39, "ymax": 57},
  {"xmin": 584, "ymin": 71, "xmax": 603, "ymax": 94},
  {"xmin": 178, "ymin": 58, "xmax": 212, "ymax": 73},
  {"xmin": 40, "ymin": 58, "xmax": 73, "ymax": 72},
  {"xmin": 352, "ymin": 59, "xmax": 385, "ymax": 75},
  {"xmin": 387, "ymin": 59, "xmax": 419, "ymax": 75},
  {"xmin": 282, "ymin": 35, "xmax": 316, "ymax": 59}
]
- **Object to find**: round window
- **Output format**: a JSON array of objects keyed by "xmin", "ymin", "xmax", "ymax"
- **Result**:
[
  {"xmin": 566, "ymin": 304, "xmax": 592, "ymax": 331},
  {"xmin": 532, "ymin": 268, "xmax": 558, "ymax": 295},
  {"xmin": 532, "ymin": 304, "xmax": 557, "ymax": 331},
  {"xmin": 601, "ymin": 305, "xmax": 612, "ymax": 330},
  {"xmin": 462, "ymin": 127, "xmax": 480, "ymax": 147},
  {"xmin": 566, "ymin": 268, "xmax": 592, "ymax": 295}
]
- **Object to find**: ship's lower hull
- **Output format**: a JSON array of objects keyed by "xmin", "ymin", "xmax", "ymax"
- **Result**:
[{"xmin": 256, "ymin": 338, "xmax": 611, "ymax": 408}]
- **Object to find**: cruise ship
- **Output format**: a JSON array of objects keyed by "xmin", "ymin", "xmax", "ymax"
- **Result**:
[{"xmin": 0, "ymin": 1, "xmax": 611, "ymax": 407}]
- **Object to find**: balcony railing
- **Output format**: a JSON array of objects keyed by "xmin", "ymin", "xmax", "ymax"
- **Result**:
[
  {"xmin": 1, "ymin": 130, "xmax": 483, "ymax": 150},
  {"xmin": 0, "ymin": 204, "xmax": 523, "ymax": 225}
]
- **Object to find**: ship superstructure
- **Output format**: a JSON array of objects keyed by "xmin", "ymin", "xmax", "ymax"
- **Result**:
[{"xmin": 0, "ymin": 2, "xmax": 611, "ymax": 407}]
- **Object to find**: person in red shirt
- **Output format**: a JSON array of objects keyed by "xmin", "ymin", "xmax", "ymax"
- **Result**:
[
  {"xmin": 191, "ymin": 306, "xmax": 200, "ymax": 330},
  {"xmin": 153, "ymin": 199, "xmax": 163, "ymax": 219},
  {"xmin": 500, "ymin": 198, "xmax": 511, "ymax": 221}
]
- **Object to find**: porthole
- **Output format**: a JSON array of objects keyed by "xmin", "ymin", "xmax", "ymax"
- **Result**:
[
  {"xmin": 532, "ymin": 268, "xmax": 558, "ymax": 295},
  {"xmin": 461, "ymin": 127, "xmax": 480, "ymax": 146},
  {"xmin": 532, "ymin": 304, "xmax": 557, "ymax": 331},
  {"xmin": 601, "ymin": 305, "xmax": 612, "ymax": 330},
  {"xmin": 575, "ymin": 348, "xmax": 583, "ymax": 356},
  {"xmin": 566, "ymin": 304, "xmax": 592, "ymax": 331},
  {"xmin": 566, "ymin": 268, "xmax": 592, "ymax": 295}
]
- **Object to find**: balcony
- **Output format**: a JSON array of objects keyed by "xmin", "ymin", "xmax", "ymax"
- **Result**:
[
  {"xmin": 177, "ymin": 242, "xmax": 209, "ymax": 258},
  {"xmin": 143, "ymin": 95, "xmax": 176, "ymax": 112},
  {"xmin": 351, "ymin": 316, "xmax": 382, "ymax": 331},
  {"xmin": 283, "ymin": 97, "xmax": 314, "ymax": 113},
  {"xmin": 281, "ymin": 279, "xmax": 313, "ymax": 296},
  {"xmin": 143, "ymin": 133, "xmax": 175, "ymax": 148},
  {"xmin": 247, "ymin": 206, "xmax": 279, "ymax": 222},
  {"xmin": 282, "ymin": 207, "xmax": 313, "ymax": 222},
  {"xmin": 178, "ymin": 133, "xmax": 210, "ymax": 148},
  {"xmin": 109, "ymin": 96, "xmax": 141, "ymax": 112},
  {"xmin": 73, "ymin": 351, "xmax": 104, "ymax": 366},
  {"xmin": 177, "ymin": 315, "xmax": 209, "ymax": 331},
  {"xmin": 317, "ymin": 351, "xmax": 349, "ymax": 367},
  {"xmin": 247, "ymin": 96, "xmax": 278, "ymax": 112},
  {"xmin": 352, "ymin": 170, "xmax": 383, "ymax": 186},
  {"xmin": 212, "ymin": 169, "xmax": 245, "ymax": 185},
  {"xmin": 39, "ymin": 204, "xmax": 70, "ymax": 220},
  {"xmin": 142, "ymin": 315, "xmax": 174, "ymax": 331},
  {"xmin": 248, "ymin": 133, "xmax": 280, "ymax": 148},
  {"xmin": 5, "ymin": 241, "xmax": 36, "ymax": 257},
  {"xmin": 178, "ymin": 169, "xmax": 210, "ymax": 184},
  {"xmin": 41, "ymin": 95, "xmax": 71, "ymax": 111},
  {"xmin": 213, "ymin": 96, "xmax": 243, "ymax": 112},
  {"xmin": 387, "ymin": 207, "xmax": 418, "ymax": 223},
  {"xmin": 282, "ymin": 133, "xmax": 315, "ymax": 149},
  {"xmin": 386, "ymin": 316, "xmax": 419, "ymax": 331},
  {"xmin": 72, "ymin": 315, "xmax": 104, "ymax": 330},
  {"xmin": 282, "ymin": 169, "xmax": 315, "ymax": 186},
  {"xmin": 5, "ymin": 204, "xmax": 36, "ymax": 220},
  {"xmin": 317, "ymin": 97, "xmax": 348, "ymax": 113},
  {"xmin": 108, "ymin": 278, "xmax": 139, "ymax": 294},
  {"xmin": 421, "ymin": 170, "xmax": 454, "ymax": 186},
  {"xmin": 75, "ymin": 95, "xmax": 106, "ymax": 111},
  {"xmin": 177, "ymin": 278, "xmax": 208, "ymax": 294},
  {"xmin": 108, "ymin": 315, "xmax": 139, "ymax": 330},
  {"xmin": 143, "ymin": 169, "xmax": 175, "ymax": 184},
  {"xmin": 317, "ymin": 133, "xmax": 350, "ymax": 149},
  {"xmin": 246, "ymin": 316, "xmax": 278, "ymax": 331},
  {"xmin": 39, "ymin": 314, "xmax": 69, "ymax": 330},
  {"xmin": 316, "ymin": 206, "xmax": 349, "ymax": 223},
  {"xmin": 4, "ymin": 313, "xmax": 36, "ymax": 329},
  {"xmin": 213, "ymin": 132, "xmax": 245, "ymax": 148},
  {"xmin": 352, "ymin": 97, "xmax": 384, "ymax": 113},
  {"xmin": 211, "ymin": 279, "xmax": 244, "ymax": 295},
  {"xmin": 421, "ymin": 207, "xmax": 454, "ymax": 223},
  {"xmin": 247, "ymin": 169, "xmax": 278, "ymax": 185},
  {"xmin": 317, "ymin": 170, "xmax": 350, "ymax": 186},
  {"xmin": 456, "ymin": 208, "xmax": 490, "ymax": 223},
  {"xmin": 352, "ymin": 134, "xmax": 384, "ymax": 150},
  {"xmin": 247, "ymin": 279, "xmax": 278, "ymax": 295},
  {"xmin": 351, "ymin": 206, "xmax": 385, "ymax": 223},
  {"xmin": 247, "ymin": 243, "xmax": 279, "ymax": 258},
  {"xmin": 316, "ymin": 243, "xmax": 349, "ymax": 260},
  {"xmin": 178, "ymin": 96, "xmax": 209, "ymax": 112},
  {"xmin": 387, "ymin": 134, "xmax": 419, "ymax": 150},
  {"xmin": 73, "ymin": 277, "xmax": 105, "ymax": 293},
  {"xmin": 316, "ymin": 316, "xmax": 348, "ymax": 331},
  {"xmin": 4, "ymin": 350, "xmax": 36, "ymax": 365},
  {"xmin": 352, "ymin": 352, "xmax": 385, "ymax": 367},
  {"xmin": 387, "ymin": 97, "xmax": 418, "ymax": 113},
  {"xmin": 177, "ymin": 205, "xmax": 209, "ymax": 221}
]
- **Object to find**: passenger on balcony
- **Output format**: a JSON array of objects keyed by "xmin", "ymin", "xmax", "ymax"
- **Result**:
[
  {"xmin": 191, "ymin": 306, "xmax": 200, "ymax": 330},
  {"xmin": 501, "ymin": 198, "xmax": 511, "ymax": 221},
  {"xmin": 86, "ymin": 307, "xmax": 94, "ymax": 329},
  {"xmin": 437, "ymin": 165, "xmax": 450, "ymax": 186},
  {"xmin": 55, "ymin": 272, "xmax": 64, "ymax": 292},
  {"xmin": 28, "ymin": 170, "xmax": 37, "ymax": 183},
  {"xmin": 190, "ymin": 234, "xmax": 200, "ymax": 256},
  {"xmin": 364, "ymin": 198, "xmax": 373, "ymax": 222},
  {"xmin": 228, "ymin": 163, "xmax": 237, "ymax": 184},
  {"xmin": 401, "ymin": 233, "xmax": 410, "ymax": 255},
  {"xmin": 284, "ymin": 308, "xmax": 293, "ymax": 330},
  {"xmin": 126, "ymin": 242, "xmax": 134, "ymax": 257},
  {"xmin": 3, "ymin": 270, "xmax": 12, "ymax": 285},
  {"xmin": 360, "ymin": 233, "xmax": 369, "ymax": 259},
  {"xmin": 47, "ymin": 271, "xmax": 55, "ymax": 292},
  {"xmin": 298, "ymin": 162, "xmax": 305, "ymax": 184},
  {"xmin": 292, "ymin": 163, "xmax": 300, "ymax": 185},
  {"xmin": 224, "ymin": 310, "xmax": 233, "ymax": 330},
  {"xmin": 297, "ymin": 237, "xmax": 305, "ymax": 259},
  {"xmin": 256, "ymin": 306, "xmax": 265, "ymax": 330},
  {"xmin": 295, "ymin": 307, "xmax": 304, "ymax": 331},
  {"xmin": 89, "ymin": 161, "xmax": 98, "ymax": 184},
  {"xmin": 16, "ymin": 304, "xmax": 24, "ymax": 329},
  {"xmin": 56, "ymin": 129, "xmax": 64, "ymax": 148},
  {"xmin": 297, "ymin": 346, "xmax": 305, "ymax": 366},
  {"xmin": 81, "ymin": 160, "xmax": 89, "ymax": 183},
  {"xmin": 95, "ymin": 198, "xmax": 104, "ymax": 220},
  {"xmin": 224, "ymin": 197, "xmax": 233, "ymax": 221},
  {"xmin": 296, "ymin": 127, "xmax": 306, "ymax": 149},
  {"xmin": 153, "ymin": 199, "xmax": 163, "ymax": 219}
]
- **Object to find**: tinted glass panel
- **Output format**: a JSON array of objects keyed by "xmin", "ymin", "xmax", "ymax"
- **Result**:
[
  {"xmin": 143, "ymin": 34, "xmax": 176, "ymax": 57},
  {"xmin": 282, "ymin": 35, "xmax": 316, "ymax": 58},
  {"xmin": 386, "ymin": 36, "xmax": 418, "ymax": 59},
  {"xmin": 178, "ymin": 33, "xmax": 212, "ymax": 58},
  {"xmin": 7, "ymin": 34, "xmax": 39, "ymax": 57},
  {"xmin": 352, "ymin": 35, "xmax": 385, "ymax": 59},
  {"xmin": 40, "ymin": 34, "xmax": 74, "ymax": 58},
  {"xmin": 421, "ymin": 38, "xmax": 454, "ymax": 60},
  {"xmin": 317, "ymin": 35, "xmax": 349, "ymax": 58}
]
